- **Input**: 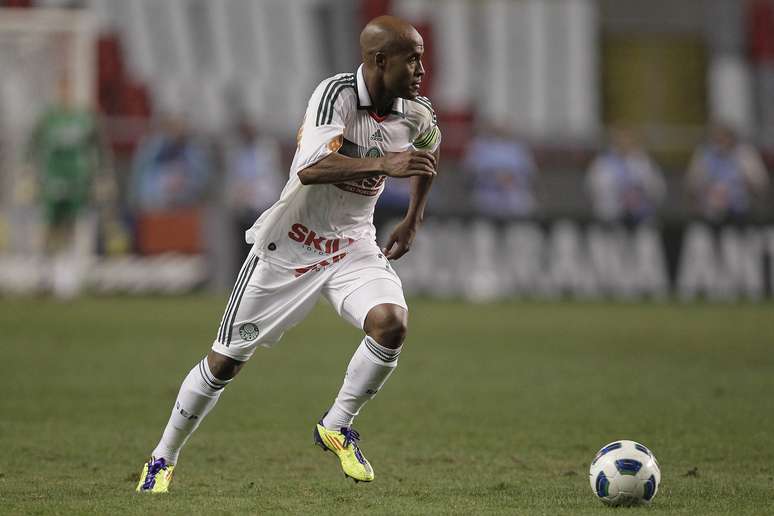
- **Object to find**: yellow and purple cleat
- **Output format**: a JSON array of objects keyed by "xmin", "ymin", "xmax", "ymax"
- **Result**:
[
  {"xmin": 135, "ymin": 457, "xmax": 175, "ymax": 493},
  {"xmin": 314, "ymin": 422, "xmax": 374, "ymax": 482}
]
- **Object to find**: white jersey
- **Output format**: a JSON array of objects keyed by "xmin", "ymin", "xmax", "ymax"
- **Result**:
[{"xmin": 245, "ymin": 64, "xmax": 442, "ymax": 269}]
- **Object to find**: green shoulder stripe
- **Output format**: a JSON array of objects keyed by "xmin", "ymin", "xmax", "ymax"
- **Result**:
[
  {"xmin": 323, "ymin": 80, "xmax": 355, "ymax": 125},
  {"xmin": 414, "ymin": 125, "xmax": 440, "ymax": 149},
  {"xmin": 316, "ymin": 74, "xmax": 355, "ymax": 127},
  {"xmin": 410, "ymin": 95, "xmax": 437, "ymax": 125}
]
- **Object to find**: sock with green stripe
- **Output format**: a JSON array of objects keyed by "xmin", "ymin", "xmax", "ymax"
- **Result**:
[{"xmin": 322, "ymin": 336, "xmax": 401, "ymax": 431}]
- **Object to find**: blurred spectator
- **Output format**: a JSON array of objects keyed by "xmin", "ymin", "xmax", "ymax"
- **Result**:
[
  {"xmin": 686, "ymin": 124, "xmax": 769, "ymax": 223},
  {"xmin": 28, "ymin": 81, "xmax": 100, "ymax": 248},
  {"xmin": 26, "ymin": 76, "xmax": 106, "ymax": 297},
  {"xmin": 585, "ymin": 128, "xmax": 666, "ymax": 225},
  {"xmin": 374, "ymin": 178, "xmax": 411, "ymax": 232},
  {"xmin": 463, "ymin": 124, "xmax": 538, "ymax": 218},
  {"xmin": 222, "ymin": 117, "xmax": 283, "ymax": 267},
  {"xmin": 130, "ymin": 115, "xmax": 212, "ymax": 211}
]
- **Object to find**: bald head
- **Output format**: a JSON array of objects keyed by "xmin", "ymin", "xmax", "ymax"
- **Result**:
[
  {"xmin": 360, "ymin": 15, "xmax": 423, "ymax": 62},
  {"xmin": 359, "ymin": 15, "xmax": 425, "ymax": 104}
]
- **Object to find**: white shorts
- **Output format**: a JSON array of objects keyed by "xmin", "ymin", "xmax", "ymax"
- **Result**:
[{"xmin": 211, "ymin": 241, "xmax": 407, "ymax": 361}]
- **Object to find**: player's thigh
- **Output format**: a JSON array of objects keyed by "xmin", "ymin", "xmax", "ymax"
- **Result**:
[
  {"xmin": 344, "ymin": 280, "xmax": 408, "ymax": 332},
  {"xmin": 323, "ymin": 247, "xmax": 408, "ymax": 330},
  {"xmin": 212, "ymin": 253, "xmax": 326, "ymax": 361}
]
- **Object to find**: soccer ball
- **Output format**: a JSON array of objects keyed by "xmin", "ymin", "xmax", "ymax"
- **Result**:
[{"xmin": 589, "ymin": 440, "xmax": 661, "ymax": 506}]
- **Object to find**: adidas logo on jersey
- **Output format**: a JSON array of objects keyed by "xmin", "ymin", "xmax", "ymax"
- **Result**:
[{"xmin": 369, "ymin": 129, "xmax": 384, "ymax": 142}]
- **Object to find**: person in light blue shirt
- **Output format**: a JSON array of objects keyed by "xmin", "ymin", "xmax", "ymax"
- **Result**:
[
  {"xmin": 131, "ymin": 115, "xmax": 212, "ymax": 211},
  {"xmin": 586, "ymin": 128, "xmax": 666, "ymax": 224},
  {"xmin": 222, "ymin": 117, "xmax": 283, "ymax": 273},
  {"xmin": 464, "ymin": 124, "xmax": 537, "ymax": 218},
  {"xmin": 686, "ymin": 124, "xmax": 769, "ymax": 222}
]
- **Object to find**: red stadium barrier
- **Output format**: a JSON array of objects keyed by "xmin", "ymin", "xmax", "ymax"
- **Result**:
[{"xmin": 136, "ymin": 208, "xmax": 203, "ymax": 255}]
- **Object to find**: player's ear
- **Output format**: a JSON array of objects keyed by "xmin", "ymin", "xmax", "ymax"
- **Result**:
[{"xmin": 374, "ymin": 51, "xmax": 387, "ymax": 70}]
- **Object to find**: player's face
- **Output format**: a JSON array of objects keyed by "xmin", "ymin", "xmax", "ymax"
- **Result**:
[{"xmin": 384, "ymin": 35, "xmax": 424, "ymax": 99}]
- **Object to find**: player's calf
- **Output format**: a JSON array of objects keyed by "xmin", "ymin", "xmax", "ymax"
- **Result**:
[
  {"xmin": 136, "ymin": 353, "xmax": 241, "ymax": 492},
  {"xmin": 318, "ymin": 331, "xmax": 403, "ymax": 477}
]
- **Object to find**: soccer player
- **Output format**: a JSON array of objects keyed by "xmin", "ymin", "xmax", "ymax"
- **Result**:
[{"xmin": 137, "ymin": 15, "xmax": 441, "ymax": 492}]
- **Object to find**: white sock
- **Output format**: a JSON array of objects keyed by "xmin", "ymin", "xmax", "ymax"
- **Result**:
[
  {"xmin": 151, "ymin": 357, "xmax": 231, "ymax": 464},
  {"xmin": 322, "ymin": 336, "xmax": 401, "ymax": 430}
]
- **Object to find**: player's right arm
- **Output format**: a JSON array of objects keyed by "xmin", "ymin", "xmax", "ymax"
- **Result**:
[
  {"xmin": 293, "ymin": 75, "xmax": 435, "ymax": 186},
  {"xmin": 298, "ymin": 150, "xmax": 437, "ymax": 185}
]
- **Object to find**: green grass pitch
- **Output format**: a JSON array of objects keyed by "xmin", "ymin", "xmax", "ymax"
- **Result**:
[{"xmin": 1, "ymin": 296, "xmax": 773, "ymax": 515}]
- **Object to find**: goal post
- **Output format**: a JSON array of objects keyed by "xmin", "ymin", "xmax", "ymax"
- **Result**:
[{"xmin": 0, "ymin": 7, "xmax": 97, "ymax": 106}]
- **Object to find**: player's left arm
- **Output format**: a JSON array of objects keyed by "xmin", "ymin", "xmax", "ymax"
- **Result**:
[
  {"xmin": 382, "ymin": 147, "xmax": 439, "ymax": 260},
  {"xmin": 383, "ymin": 98, "xmax": 441, "ymax": 260}
]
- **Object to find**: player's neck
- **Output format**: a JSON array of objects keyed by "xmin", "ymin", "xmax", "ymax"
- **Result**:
[
  {"xmin": 364, "ymin": 71, "xmax": 394, "ymax": 117},
  {"xmin": 370, "ymin": 98, "xmax": 393, "ymax": 117}
]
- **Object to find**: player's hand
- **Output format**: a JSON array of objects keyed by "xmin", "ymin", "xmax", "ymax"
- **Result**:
[
  {"xmin": 382, "ymin": 219, "xmax": 417, "ymax": 260},
  {"xmin": 381, "ymin": 150, "xmax": 437, "ymax": 179}
]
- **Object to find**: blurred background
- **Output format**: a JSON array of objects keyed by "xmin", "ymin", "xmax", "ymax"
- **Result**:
[{"xmin": 1, "ymin": 0, "xmax": 773, "ymax": 301}]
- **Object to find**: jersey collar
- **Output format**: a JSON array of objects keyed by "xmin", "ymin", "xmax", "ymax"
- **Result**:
[{"xmin": 356, "ymin": 64, "xmax": 405, "ymax": 118}]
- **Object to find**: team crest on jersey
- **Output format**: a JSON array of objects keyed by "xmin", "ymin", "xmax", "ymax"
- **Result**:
[
  {"xmin": 336, "ymin": 139, "xmax": 386, "ymax": 196},
  {"xmin": 238, "ymin": 323, "xmax": 259, "ymax": 341}
]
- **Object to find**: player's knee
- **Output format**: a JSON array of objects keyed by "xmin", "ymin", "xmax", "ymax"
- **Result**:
[
  {"xmin": 364, "ymin": 304, "xmax": 408, "ymax": 349},
  {"xmin": 207, "ymin": 350, "xmax": 246, "ymax": 381}
]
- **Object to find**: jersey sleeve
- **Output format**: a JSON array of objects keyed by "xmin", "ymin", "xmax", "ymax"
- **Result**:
[
  {"xmin": 293, "ymin": 75, "xmax": 356, "ymax": 174},
  {"xmin": 411, "ymin": 96, "xmax": 442, "ymax": 153}
]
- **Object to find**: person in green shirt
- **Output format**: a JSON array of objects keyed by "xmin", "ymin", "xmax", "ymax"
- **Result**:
[
  {"xmin": 28, "ymin": 101, "xmax": 99, "ymax": 248},
  {"xmin": 25, "ymin": 78, "xmax": 121, "ymax": 297},
  {"xmin": 28, "ymin": 80, "xmax": 108, "ymax": 255}
]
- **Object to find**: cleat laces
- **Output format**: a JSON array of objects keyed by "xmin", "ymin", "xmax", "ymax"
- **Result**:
[
  {"xmin": 141, "ymin": 458, "xmax": 167, "ymax": 490},
  {"xmin": 340, "ymin": 427, "xmax": 360, "ymax": 448},
  {"xmin": 340, "ymin": 427, "xmax": 368, "ymax": 465}
]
